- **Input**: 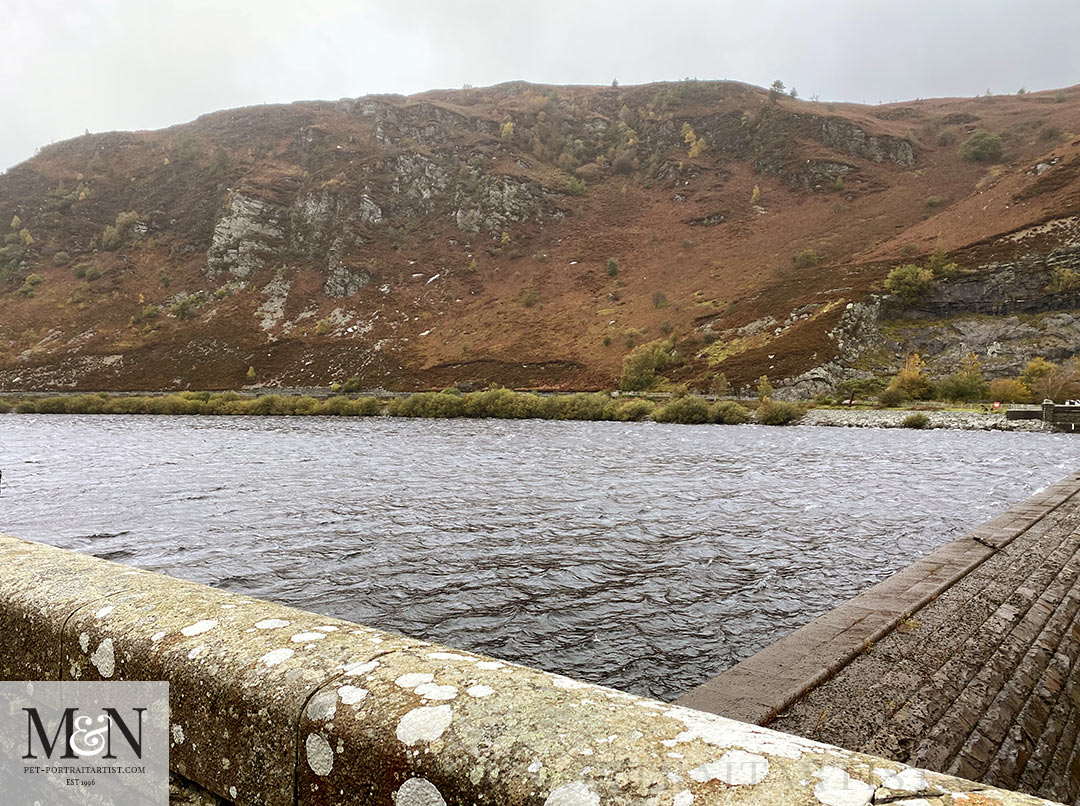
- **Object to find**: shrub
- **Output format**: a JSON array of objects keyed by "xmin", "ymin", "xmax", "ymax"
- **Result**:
[
  {"xmin": 959, "ymin": 129, "xmax": 1003, "ymax": 162},
  {"xmin": 652, "ymin": 291, "xmax": 668, "ymax": 309},
  {"xmin": 878, "ymin": 387, "xmax": 905, "ymax": 407},
  {"xmin": 619, "ymin": 340, "xmax": 675, "ymax": 391},
  {"xmin": 653, "ymin": 395, "xmax": 711, "ymax": 424},
  {"xmin": 936, "ymin": 354, "xmax": 989, "ymax": 402},
  {"xmin": 52, "ymin": 251, "xmax": 70, "ymax": 267},
  {"xmin": 315, "ymin": 396, "xmax": 380, "ymax": 416},
  {"xmin": 902, "ymin": 413, "xmax": 930, "ymax": 429},
  {"xmin": 711, "ymin": 400, "xmax": 750, "ymax": 424},
  {"xmin": 792, "ymin": 249, "xmax": 821, "ymax": 269},
  {"xmin": 1039, "ymin": 124, "xmax": 1062, "ymax": 142},
  {"xmin": 885, "ymin": 263, "xmax": 934, "ymax": 302},
  {"xmin": 755, "ymin": 400, "xmax": 803, "ymax": 425},
  {"xmin": 522, "ymin": 288, "xmax": 540, "ymax": 307},
  {"xmin": 388, "ymin": 392, "xmax": 465, "ymax": 418},
  {"xmin": 463, "ymin": 388, "xmax": 543, "ymax": 419},
  {"xmin": 315, "ymin": 319, "xmax": 331, "ymax": 336},
  {"xmin": 342, "ymin": 376, "xmax": 362, "ymax": 393},
  {"xmin": 606, "ymin": 258, "xmax": 618, "ymax": 277},
  {"xmin": 988, "ymin": 378, "xmax": 1030, "ymax": 403},
  {"xmin": 566, "ymin": 176, "xmax": 587, "ymax": 196},
  {"xmin": 0, "ymin": 399, "xmax": 12, "ymax": 414},
  {"xmin": 750, "ymin": 184, "xmax": 761, "ymax": 205},
  {"xmin": 606, "ymin": 398, "xmax": 655, "ymax": 421}
]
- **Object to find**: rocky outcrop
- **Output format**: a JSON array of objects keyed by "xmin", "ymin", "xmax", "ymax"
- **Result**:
[
  {"xmin": 206, "ymin": 194, "xmax": 287, "ymax": 278},
  {"xmin": 820, "ymin": 118, "xmax": 915, "ymax": 166}
]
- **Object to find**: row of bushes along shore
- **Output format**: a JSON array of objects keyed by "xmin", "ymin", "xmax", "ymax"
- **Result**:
[{"xmin": 0, "ymin": 390, "xmax": 807, "ymax": 425}]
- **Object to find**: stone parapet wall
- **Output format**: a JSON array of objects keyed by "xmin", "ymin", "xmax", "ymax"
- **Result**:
[{"xmin": 0, "ymin": 534, "xmax": 1053, "ymax": 805}]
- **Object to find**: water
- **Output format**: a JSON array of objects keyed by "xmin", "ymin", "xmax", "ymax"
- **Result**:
[{"xmin": 3, "ymin": 415, "xmax": 1079, "ymax": 701}]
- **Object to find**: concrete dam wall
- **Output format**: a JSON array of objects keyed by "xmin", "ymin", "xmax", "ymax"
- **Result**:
[{"xmin": 679, "ymin": 471, "xmax": 1080, "ymax": 805}]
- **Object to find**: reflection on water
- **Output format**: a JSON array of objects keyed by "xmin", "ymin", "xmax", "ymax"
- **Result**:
[{"xmin": 3, "ymin": 415, "xmax": 1079, "ymax": 701}]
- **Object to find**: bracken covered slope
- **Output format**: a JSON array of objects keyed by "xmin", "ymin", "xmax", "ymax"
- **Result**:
[{"xmin": 2, "ymin": 80, "xmax": 1080, "ymax": 393}]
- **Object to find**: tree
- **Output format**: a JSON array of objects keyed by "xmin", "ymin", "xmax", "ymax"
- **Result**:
[
  {"xmin": 886, "ymin": 353, "xmax": 935, "ymax": 401},
  {"xmin": 246, "ymin": 366, "xmax": 256, "ymax": 382},
  {"xmin": 756, "ymin": 375, "xmax": 774, "ymax": 400},
  {"xmin": 750, "ymin": 184, "xmax": 761, "ymax": 205},
  {"xmin": 769, "ymin": 80, "xmax": 785, "ymax": 102}
]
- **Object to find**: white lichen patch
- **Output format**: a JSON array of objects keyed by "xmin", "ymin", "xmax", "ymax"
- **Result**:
[
  {"xmin": 187, "ymin": 645, "xmax": 208, "ymax": 660},
  {"xmin": 414, "ymin": 682, "xmax": 458, "ymax": 700},
  {"xmin": 90, "ymin": 638, "xmax": 115, "ymax": 678},
  {"xmin": 306, "ymin": 689, "xmax": 338, "ymax": 721},
  {"xmin": 180, "ymin": 619, "xmax": 218, "ymax": 637},
  {"xmin": 475, "ymin": 661, "xmax": 504, "ymax": 671},
  {"xmin": 427, "ymin": 651, "xmax": 473, "ymax": 661},
  {"xmin": 549, "ymin": 675, "xmax": 591, "ymax": 691},
  {"xmin": 305, "ymin": 733, "xmax": 334, "ymax": 776},
  {"xmin": 258, "ymin": 648, "xmax": 294, "ymax": 667},
  {"xmin": 171, "ymin": 724, "xmax": 185, "ymax": 745},
  {"xmin": 94, "ymin": 605, "xmax": 114, "ymax": 619},
  {"xmin": 466, "ymin": 685, "xmax": 494, "ymax": 698},
  {"xmin": 664, "ymin": 706, "xmax": 836, "ymax": 760},
  {"xmin": 673, "ymin": 791, "xmax": 694, "ymax": 806},
  {"xmin": 291, "ymin": 631, "xmax": 327, "ymax": 642},
  {"xmin": 254, "ymin": 619, "xmax": 290, "ymax": 630},
  {"xmin": 396, "ymin": 672, "xmax": 435, "ymax": 689},
  {"xmin": 690, "ymin": 749, "xmax": 769, "ymax": 786},
  {"xmin": 543, "ymin": 781, "xmax": 600, "ymax": 806},
  {"xmin": 314, "ymin": 625, "xmax": 339, "ymax": 632},
  {"xmin": 150, "ymin": 631, "xmax": 166, "ymax": 642},
  {"xmin": 880, "ymin": 768, "xmax": 928, "ymax": 793},
  {"xmin": 338, "ymin": 685, "xmax": 368, "ymax": 705},
  {"xmin": 813, "ymin": 766, "xmax": 875, "ymax": 806},
  {"xmin": 527, "ymin": 761, "xmax": 543, "ymax": 774},
  {"xmin": 394, "ymin": 777, "xmax": 447, "ymax": 806},
  {"xmin": 396, "ymin": 705, "xmax": 453, "ymax": 746},
  {"xmin": 79, "ymin": 633, "xmax": 89, "ymax": 653},
  {"xmin": 229, "ymin": 786, "xmax": 237, "ymax": 799}
]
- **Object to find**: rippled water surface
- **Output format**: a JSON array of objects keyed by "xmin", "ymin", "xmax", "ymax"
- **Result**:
[{"xmin": 3, "ymin": 415, "xmax": 1080, "ymax": 700}]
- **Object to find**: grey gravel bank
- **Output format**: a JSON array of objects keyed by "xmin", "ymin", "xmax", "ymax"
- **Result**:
[{"xmin": 800, "ymin": 407, "xmax": 1053, "ymax": 431}]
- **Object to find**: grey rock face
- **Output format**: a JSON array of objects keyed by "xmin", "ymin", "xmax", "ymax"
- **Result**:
[
  {"xmin": 322, "ymin": 239, "xmax": 371, "ymax": 298},
  {"xmin": 820, "ymin": 118, "xmax": 915, "ymax": 166},
  {"xmin": 207, "ymin": 194, "xmax": 287, "ymax": 278}
]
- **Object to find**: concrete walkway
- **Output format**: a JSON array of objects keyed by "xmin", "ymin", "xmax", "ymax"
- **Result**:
[{"xmin": 676, "ymin": 470, "xmax": 1080, "ymax": 804}]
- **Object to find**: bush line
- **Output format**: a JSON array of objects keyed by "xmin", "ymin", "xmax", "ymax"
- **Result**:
[{"xmin": 1, "ymin": 391, "xmax": 794, "ymax": 425}]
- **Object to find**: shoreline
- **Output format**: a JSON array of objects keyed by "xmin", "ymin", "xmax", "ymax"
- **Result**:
[
  {"xmin": 0, "ymin": 390, "xmax": 1058, "ymax": 431},
  {"xmin": 800, "ymin": 407, "xmax": 1053, "ymax": 432}
]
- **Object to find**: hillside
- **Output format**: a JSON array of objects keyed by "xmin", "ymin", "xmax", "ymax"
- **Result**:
[{"xmin": 2, "ymin": 80, "xmax": 1080, "ymax": 395}]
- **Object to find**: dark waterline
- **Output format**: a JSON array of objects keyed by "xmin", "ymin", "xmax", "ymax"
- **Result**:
[{"xmin": 3, "ymin": 415, "xmax": 1079, "ymax": 701}]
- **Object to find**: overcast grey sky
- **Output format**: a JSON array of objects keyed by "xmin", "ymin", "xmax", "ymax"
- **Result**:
[{"xmin": 2, "ymin": 0, "xmax": 1079, "ymax": 171}]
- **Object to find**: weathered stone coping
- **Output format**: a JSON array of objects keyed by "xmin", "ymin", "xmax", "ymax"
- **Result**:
[
  {"xmin": 0, "ymin": 536, "xmax": 1054, "ymax": 805},
  {"xmin": 676, "ymin": 470, "xmax": 1080, "ymax": 727}
]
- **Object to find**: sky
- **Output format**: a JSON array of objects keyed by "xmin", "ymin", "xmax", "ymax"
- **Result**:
[{"xmin": 2, "ymin": 0, "xmax": 1079, "ymax": 171}]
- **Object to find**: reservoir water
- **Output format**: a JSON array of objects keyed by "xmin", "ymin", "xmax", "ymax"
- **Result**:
[{"xmin": 3, "ymin": 414, "xmax": 1079, "ymax": 701}]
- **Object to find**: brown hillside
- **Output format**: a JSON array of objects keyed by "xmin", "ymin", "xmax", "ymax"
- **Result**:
[{"xmin": 2, "ymin": 80, "xmax": 1080, "ymax": 393}]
